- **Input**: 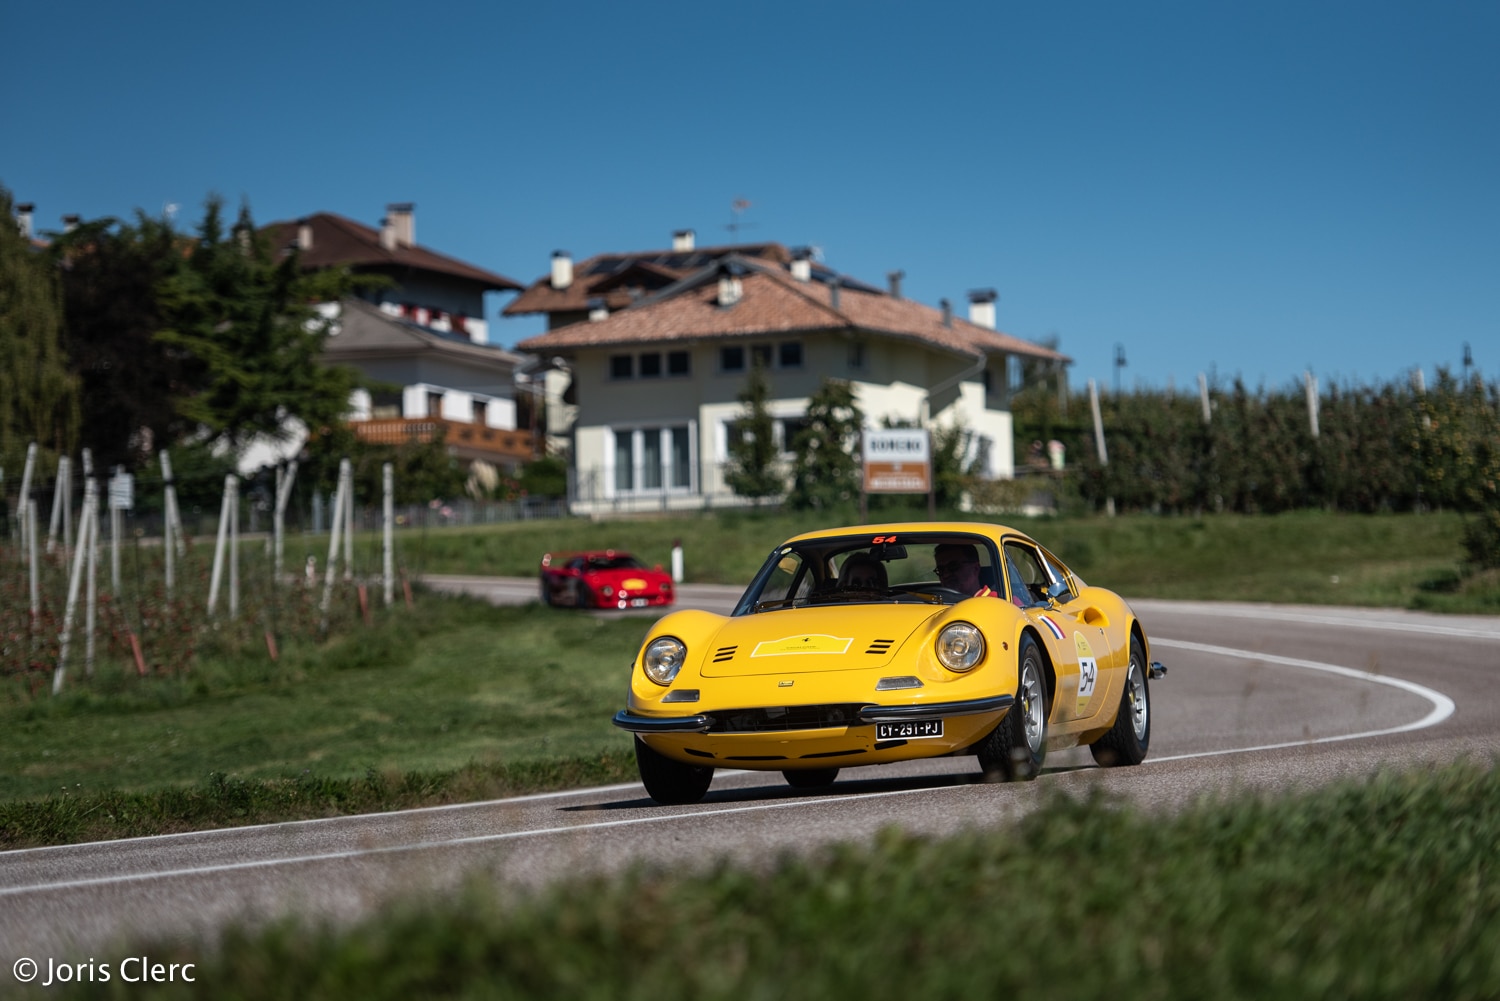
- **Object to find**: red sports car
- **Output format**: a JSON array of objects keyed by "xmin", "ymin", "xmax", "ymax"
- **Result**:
[{"xmin": 539, "ymin": 550, "xmax": 675, "ymax": 610}]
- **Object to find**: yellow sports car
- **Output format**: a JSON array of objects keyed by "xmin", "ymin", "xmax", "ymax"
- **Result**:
[{"xmin": 613, "ymin": 522, "xmax": 1166, "ymax": 804}]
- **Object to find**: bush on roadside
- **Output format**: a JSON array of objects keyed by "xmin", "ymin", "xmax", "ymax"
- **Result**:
[{"xmin": 1462, "ymin": 507, "xmax": 1500, "ymax": 570}]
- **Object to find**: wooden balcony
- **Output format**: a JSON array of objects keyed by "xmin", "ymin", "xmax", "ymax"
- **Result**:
[{"xmin": 350, "ymin": 417, "xmax": 538, "ymax": 466}]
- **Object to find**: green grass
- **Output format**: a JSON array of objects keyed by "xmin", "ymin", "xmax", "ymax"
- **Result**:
[
  {"xmin": 0, "ymin": 596, "xmax": 647, "ymax": 847},
  {"xmin": 316, "ymin": 506, "xmax": 1496, "ymax": 612},
  {"xmin": 2, "ymin": 509, "xmax": 1494, "ymax": 849},
  {"xmin": 59, "ymin": 759, "xmax": 1500, "ymax": 1000}
]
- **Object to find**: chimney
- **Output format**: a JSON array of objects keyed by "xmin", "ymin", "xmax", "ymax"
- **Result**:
[
  {"xmin": 940, "ymin": 298, "xmax": 953, "ymax": 328},
  {"xmin": 62, "ymin": 214, "xmax": 81, "ymax": 234},
  {"xmin": 551, "ymin": 250, "xmax": 574, "ymax": 290},
  {"xmin": 829, "ymin": 280, "xmax": 840, "ymax": 312},
  {"xmin": 888, "ymin": 270, "xmax": 905, "ymax": 300},
  {"xmin": 588, "ymin": 297, "xmax": 608, "ymax": 322},
  {"xmin": 16, "ymin": 203, "xmax": 34, "ymax": 241},
  {"xmin": 967, "ymin": 288, "xmax": 997, "ymax": 330},
  {"xmin": 718, "ymin": 274, "xmax": 743, "ymax": 307},
  {"xmin": 672, "ymin": 229, "xmax": 695, "ymax": 251},
  {"xmin": 297, "ymin": 218, "xmax": 313, "ymax": 252},
  {"xmin": 790, "ymin": 246, "xmax": 812, "ymax": 282},
  {"xmin": 387, "ymin": 203, "xmax": 415, "ymax": 247},
  {"xmin": 379, "ymin": 215, "xmax": 396, "ymax": 251}
]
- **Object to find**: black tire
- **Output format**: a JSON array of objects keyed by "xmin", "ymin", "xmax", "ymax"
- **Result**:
[
  {"xmin": 634, "ymin": 736, "xmax": 714, "ymax": 805},
  {"xmin": 539, "ymin": 576, "xmax": 553, "ymax": 606},
  {"xmin": 782, "ymin": 767, "xmax": 839, "ymax": 789},
  {"xmin": 1090, "ymin": 635, "xmax": 1151, "ymax": 767},
  {"xmin": 574, "ymin": 580, "xmax": 593, "ymax": 609},
  {"xmin": 978, "ymin": 635, "xmax": 1048, "ymax": 781}
]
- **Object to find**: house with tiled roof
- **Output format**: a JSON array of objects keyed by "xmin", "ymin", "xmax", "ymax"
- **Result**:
[
  {"xmin": 256, "ymin": 205, "xmax": 536, "ymax": 471},
  {"xmin": 513, "ymin": 234, "xmax": 1069, "ymax": 513}
]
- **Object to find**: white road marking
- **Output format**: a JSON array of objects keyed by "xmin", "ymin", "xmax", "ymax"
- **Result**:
[
  {"xmin": 1148, "ymin": 637, "xmax": 1456, "ymax": 763},
  {"xmin": 1, "ymin": 638, "xmax": 1459, "ymax": 894},
  {"xmin": 0, "ymin": 785, "xmax": 940, "ymax": 898},
  {"xmin": 1134, "ymin": 601, "xmax": 1500, "ymax": 641},
  {"xmin": 0, "ymin": 783, "xmax": 649, "ymax": 858}
]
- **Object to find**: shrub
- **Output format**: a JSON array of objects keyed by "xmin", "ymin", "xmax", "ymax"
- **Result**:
[{"xmin": 1462, "ymin": 507, "xmax": 1500, "ymax": 570}]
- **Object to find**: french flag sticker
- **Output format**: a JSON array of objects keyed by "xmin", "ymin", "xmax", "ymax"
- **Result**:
[{"xmin": 1038, "ymin": 614, "xmax": 1066, "ymax": 641}]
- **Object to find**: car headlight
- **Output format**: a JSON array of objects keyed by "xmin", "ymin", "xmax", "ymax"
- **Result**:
[
  {"xmin": 935, "ymin": 622, "xmax": 984, "ymax": 672},
  {"xmin": 642, "ymin": 636, "xmax": 688, "ymax": 686}
]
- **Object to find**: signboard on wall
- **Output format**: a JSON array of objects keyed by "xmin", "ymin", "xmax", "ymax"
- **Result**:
[{"xmin": 862, "ymin": 429, "xmax": 931, "ymax": 493}]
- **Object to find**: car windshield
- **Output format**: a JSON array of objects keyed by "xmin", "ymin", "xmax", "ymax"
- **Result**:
[
  {"xmin": 586, "ymin": 554, "xmax": 646, "ymax": 571},
  {"xmin": 733, "ymin": 532, "xmax": 1007, "ymax": 615}
]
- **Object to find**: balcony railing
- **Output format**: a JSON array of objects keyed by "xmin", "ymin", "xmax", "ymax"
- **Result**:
[{"xmin": 350, "ymin": 417, "xmax": 538, "ymax": 464}]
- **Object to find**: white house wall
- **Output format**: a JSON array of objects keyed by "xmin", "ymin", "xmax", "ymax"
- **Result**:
[
  {"xmin": 399, "ymin": 384, "xmax": 517, "ymax": 428},
  {"xmin": 564, "ymin": 332, "xmax": 1021, "ymax": 513}
]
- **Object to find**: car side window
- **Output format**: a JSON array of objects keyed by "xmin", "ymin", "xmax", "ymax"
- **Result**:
[
  {"xmin": 1003, "ymin": 542, "xmax": 1051, "ymax": 605},
  {"xmin": 1037, "ymin": 547, "xmax": 1077, "ymax": 604},
  {"xmin": 758, "ymin": 552, "xmax": 811, "ymax": 604}
]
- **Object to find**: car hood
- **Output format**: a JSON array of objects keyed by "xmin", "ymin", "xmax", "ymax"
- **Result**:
[
  {"xmin": 587, "ymin": 568, "xmax": 668, "ymax": 587},
  {"xmin": 697, "ymin": 603, "xmax": 944, "ymax": 677}
]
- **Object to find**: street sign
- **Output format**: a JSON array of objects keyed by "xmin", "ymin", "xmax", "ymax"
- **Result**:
[
  {"xmin": 862, "ymin": 429, "xmax": 931, "ymax": 494},
  {"xmin": 108, "ymin": 471, "xmax": 134, "ymax": 510}
]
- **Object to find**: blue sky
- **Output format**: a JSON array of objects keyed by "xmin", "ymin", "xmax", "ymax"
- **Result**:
[{"xmin": 4, "ymin": 1, "xmax": 1495, "ymax": 392}]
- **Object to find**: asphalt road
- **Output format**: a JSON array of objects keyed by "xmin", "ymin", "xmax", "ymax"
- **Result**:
[{"xmin": 2, "ymin": 580, "xmax": 1497, "ymax": 974}]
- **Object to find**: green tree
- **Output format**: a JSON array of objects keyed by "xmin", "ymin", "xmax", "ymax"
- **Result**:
[
  {"xmin": 724, "ymin": 359, "xmax": 782, "ymax": 503},
  {"xmin": 155, "ymin": 196, "xmax": 363, "ymax": 463},
  {"xmin": 50, "ymin": 211, "xmax": 196, "ymax": 472},
  {"xmin": 520, "ymin": 455, "xmax": 569, "ymax": 498},
  {"xmin": 788, "ymin": 378, "xmax": 863, "ymax": 511},
  {"xmin": 0, "ymin": 185, "xmax": 79, "ymax": 471}
]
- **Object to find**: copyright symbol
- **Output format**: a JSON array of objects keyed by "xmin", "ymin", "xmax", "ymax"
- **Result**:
[{"xmin": 13, "ymin": 958, "xmax": 37, "ymax": 982}]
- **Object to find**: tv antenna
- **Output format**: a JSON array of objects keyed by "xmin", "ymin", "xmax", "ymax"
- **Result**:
[{"xmin": 725, "ymin": 197, "xmax": 757, "ymax": 236}]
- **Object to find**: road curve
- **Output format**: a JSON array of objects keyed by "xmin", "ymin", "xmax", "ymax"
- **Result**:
[{"xmin": 1, "ymin": 585, "xmax": 1496, "ymax": 967}]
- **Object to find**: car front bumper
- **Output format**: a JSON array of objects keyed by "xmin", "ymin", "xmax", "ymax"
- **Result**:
[{"xmin": 612, "ymin": 693, "xmax": 1014, "ymax": 735}]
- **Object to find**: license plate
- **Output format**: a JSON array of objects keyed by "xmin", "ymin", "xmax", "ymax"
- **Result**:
[
  {"xmin": 876, "ymin": 719, "xmax": 943, "ymax": 740},
  {"xmin": 631, "ymin": 598, "xmax": 649, "ymax": 607}
]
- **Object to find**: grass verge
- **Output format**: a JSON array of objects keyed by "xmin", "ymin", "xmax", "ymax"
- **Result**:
[
  {"xmin": 316, "ymin": 507, "xmax": 1496, "ymax": 612},
  {"xmin": 59, "ymin": 758, "xmax": 1500, "ymax": 1000},
  {"xmin": 0, "ymin": 752, "xmax": 636, "ymax": 849},
  {"xmin": 0, "ymin": 595, "xmax": 646, "ymax": 848}
]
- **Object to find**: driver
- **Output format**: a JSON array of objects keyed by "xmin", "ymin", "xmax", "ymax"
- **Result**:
[{"xmin": 933, "ymin": 543, "xmax": 999, "ymax": 598}]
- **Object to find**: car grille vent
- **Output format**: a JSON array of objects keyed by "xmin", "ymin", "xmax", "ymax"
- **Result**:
[
  {"xmin": 712, "ymin": 646, "xmax": 738, "ymax": 663},
  {"xmin": 866, "ymin": 639, "xmax": 895, "ymax": 655},
  {"xmin": 706, "ymin": 703, "xmax": 869, "ymax": 734}
]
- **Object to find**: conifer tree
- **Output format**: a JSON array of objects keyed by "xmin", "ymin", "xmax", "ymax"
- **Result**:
[
  {"xmin": 155, "ymin": 196, "xmax": 362, "ymax": 461},
  {"xmin": 0, "ymin": 185, "xmax": 79, "ymax": 472},
  {"xmin": 724, "ymin": 358, "xmax": 782, "ymax": 503},
  {"xmin": 788, "ymin": 378, "xmax": 863, "ymax": 510}
]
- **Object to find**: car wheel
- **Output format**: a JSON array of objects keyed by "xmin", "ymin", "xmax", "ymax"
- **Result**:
[
  {"xmin": 539, "ymin": 576, "xmax": 553, "ymax": 606},
  {"xmin": 634, "ymin": 737, "xmax": 714, "ymax": 805},
  {"xmin": 978, "ymin": 635, "xmax": 1048, "ymax": 781},
  {"xmin": 782, "ymin": 767, "xmax": 839, "ymax": 790},
  {"xmin": 573, "ymin": 580, "xmax": 593, "ymax": 609},
  {"xmin": 1089, "ymin": 635, "xmax": 1151, "ymax": 767}
]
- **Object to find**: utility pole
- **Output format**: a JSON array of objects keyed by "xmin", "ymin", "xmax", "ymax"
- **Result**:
[{"xmin": 1113, "ymin": 343, "xmax": 1127, "ymax": 397}]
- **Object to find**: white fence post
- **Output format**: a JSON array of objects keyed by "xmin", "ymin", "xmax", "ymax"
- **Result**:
[
  {"xmin": 320, "ymin": 458, "xmax": 351, "ymax": 633},
  {"xmin": 207, "ymin": 474, "xmax": 237, "ymax": 615},
  {"xmin": 54, "ymin": 479, "xmax": 99, "ymax": 695},
  {"xmin": 1305, "ymin": 370, "xmax": 1320, "ymax": 439},
  {"xmin": 382, "ymin": 463, "xmax": 394, "ymax": 607},
  {"xmin": 18, "ymin": 443, "xmax": 36, "ymax": 560}
]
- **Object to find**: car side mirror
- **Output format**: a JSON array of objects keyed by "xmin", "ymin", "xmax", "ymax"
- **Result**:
[
  {"xmin": 655, "ymin": 564, "xmax": 663, "ymax": 572},
  {"xmin": 1046, "ymin": 581, "xmax": 1070, "ymax": 602}
]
